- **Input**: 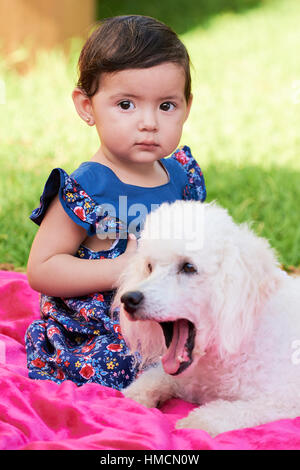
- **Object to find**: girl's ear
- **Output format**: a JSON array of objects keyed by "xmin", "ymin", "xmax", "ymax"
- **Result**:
[
  {"xmin": 72, "ymin": 87, "xmax": 94, "ymax": 126},
  {"xmin": 184, "ymin": 93, "xmax": 193, "ymax": 123}
]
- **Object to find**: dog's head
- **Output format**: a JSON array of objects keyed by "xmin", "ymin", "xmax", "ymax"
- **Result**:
[{"xmin": 114, "ymin": 201, "xmax": 283, "ymax": 375}]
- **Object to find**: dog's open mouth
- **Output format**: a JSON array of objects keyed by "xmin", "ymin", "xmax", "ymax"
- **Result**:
[{"xmin": 159, "ymin": 319, "xmax": 195, "ymax": 376}]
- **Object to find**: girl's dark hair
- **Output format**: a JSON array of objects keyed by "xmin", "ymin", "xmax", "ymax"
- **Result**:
[{"xmin": 77, "ymin": 15, "xmax": 191, "ymax": 102}]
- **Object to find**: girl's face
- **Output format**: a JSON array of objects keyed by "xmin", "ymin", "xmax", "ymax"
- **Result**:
[{"xmin": 79, "ymin": 62, "xmax": 192, "ymax": 167}]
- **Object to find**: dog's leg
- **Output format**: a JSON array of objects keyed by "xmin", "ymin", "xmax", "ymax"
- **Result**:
[
  {"xmin": 123, "ymin": 363, "xmax": 174, "ymax": 408},
  {"xmin": 176, "ymin": 394, "xmax": 300, "ymax": 437}
]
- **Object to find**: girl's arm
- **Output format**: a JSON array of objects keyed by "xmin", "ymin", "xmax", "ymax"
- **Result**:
[{"xmin": 27, "ymin": 195, "xmax": 137, "ymax": 297}]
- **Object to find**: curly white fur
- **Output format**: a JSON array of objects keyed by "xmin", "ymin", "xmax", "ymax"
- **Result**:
[{"xmin": 114, "ymin": 201, "xmax": 300, "ymax": 436}]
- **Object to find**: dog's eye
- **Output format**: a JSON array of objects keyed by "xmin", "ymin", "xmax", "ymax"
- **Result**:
[
  {"xmin": 180, "ymin": 262, "xmax": 197, "ymax": 274},
  {"xmin": 147, "ymin": 263, "xmax": 152, "ymax": 273}
]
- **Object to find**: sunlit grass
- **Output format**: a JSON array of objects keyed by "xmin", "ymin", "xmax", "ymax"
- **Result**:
[
  {"xmin": 184, "ymin": 0, "xmax": 300, "ymax": 170},
  {"xmin": 0, "ymin": 0, "xmax": 299, "ymax": 269}
]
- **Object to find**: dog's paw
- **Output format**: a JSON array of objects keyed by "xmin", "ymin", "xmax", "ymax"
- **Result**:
[
  {"xmin": 122, "ymin": 383, "xmax": 159, "ymax": 408},
  {"xmin": 176, "ymin": 412, "xmax": 217, "ymax": 437},
  {"xmin": 175, "ymin": 405, "xmax": 235, "ymax": 437}
]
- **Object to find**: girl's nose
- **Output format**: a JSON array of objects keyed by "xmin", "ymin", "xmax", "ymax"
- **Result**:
[{"xmin": 138, "ymin": 108, "xmax": 158, "ymax": 132}]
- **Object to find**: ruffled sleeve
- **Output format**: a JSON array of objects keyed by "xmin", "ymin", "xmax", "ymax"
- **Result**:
[
  {"xmin": 170, "ymin": 146, "xmax": 206, "ymax": 202},
  {"xmin": 29, "ymin": 168, "xmax": 125, "ymax": 237}
]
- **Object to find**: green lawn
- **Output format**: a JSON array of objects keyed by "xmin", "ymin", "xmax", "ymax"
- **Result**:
[{"xmin": 0, "ymin": 0, "xmax": 299, "ymax": 270}]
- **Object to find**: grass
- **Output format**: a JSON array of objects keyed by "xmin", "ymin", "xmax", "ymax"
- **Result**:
[
  {"xmin": 95, "ymin": 0, "xmax": 263, "ymax": 34},
  {"xmin": 0, "ymin": 0, "xmax": 300, "ymax": 270}
]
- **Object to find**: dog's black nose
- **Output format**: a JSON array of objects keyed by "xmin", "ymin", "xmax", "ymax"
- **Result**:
[{"xmin": 121, "ymin": 291, "xmax": 144, "ymax": 315}]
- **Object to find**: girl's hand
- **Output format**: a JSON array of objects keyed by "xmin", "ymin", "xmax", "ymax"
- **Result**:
[
  {"xmin": 123, "ymin": 233, "xmax": 139, "ymax": 260},
  {"xmin": 115, "ymin": 233, "xmax": 138, "ymax": 272},
  {"xmin": 112, "ymin": 234, "xmax": 138, "ymax": 289}
]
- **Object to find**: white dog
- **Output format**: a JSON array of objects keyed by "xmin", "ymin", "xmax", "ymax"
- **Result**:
[{"xmin": 114, "ymin": 200, "xmax": 300, "ymax": 436}]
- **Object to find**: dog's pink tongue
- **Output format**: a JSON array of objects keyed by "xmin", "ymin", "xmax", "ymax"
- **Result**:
[{"xmin": 161, "ymin": 319, "xmax": 190, "ymax": 375}]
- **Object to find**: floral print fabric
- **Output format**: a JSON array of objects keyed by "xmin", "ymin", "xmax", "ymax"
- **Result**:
[{"xmin": 25, "ymin": 241, "xmax": 138, "ymax": 389}]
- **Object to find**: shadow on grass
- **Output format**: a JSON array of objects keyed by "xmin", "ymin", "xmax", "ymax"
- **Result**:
[
  {"xmin": 204, "ymin": 161, "xmax": 300, "ymax": 268},
  {"xmin": 96, "ymin": 0, "xmax": 263, "ymax": 34}
]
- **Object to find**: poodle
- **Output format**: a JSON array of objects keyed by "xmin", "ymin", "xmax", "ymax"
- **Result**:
[{"xmin": 114, "ymin": 200, "xmax": 300, "ymax": 436}]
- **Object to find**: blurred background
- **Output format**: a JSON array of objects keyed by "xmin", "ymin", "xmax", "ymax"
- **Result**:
[{"xmin": 0, "ymin": 0, "xmax": 299, "ymax": 272}]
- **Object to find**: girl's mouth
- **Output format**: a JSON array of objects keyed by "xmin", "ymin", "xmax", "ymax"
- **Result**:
[{"xmin": 135, "ymin": 142, "xmax": 159, "ymax": 149}]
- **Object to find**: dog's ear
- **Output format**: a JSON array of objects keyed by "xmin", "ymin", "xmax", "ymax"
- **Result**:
[{"xmin": 213, "ymin": 224, "xmax": 282, "ymax": 356}]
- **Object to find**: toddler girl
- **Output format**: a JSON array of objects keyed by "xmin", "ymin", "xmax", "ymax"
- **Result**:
[{"xmin": 25, "ymin": 15, "xmax": 206, "ymax": 390}]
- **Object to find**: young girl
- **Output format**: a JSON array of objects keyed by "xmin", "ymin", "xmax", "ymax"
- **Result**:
[{"xmin": 25, "ymin": 15, "xmax": 206, "ymax": 390}]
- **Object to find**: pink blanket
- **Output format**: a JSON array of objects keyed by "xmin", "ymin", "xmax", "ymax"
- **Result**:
[{"xmin": 1, "ymin": 270, "xmax": 300, "ymax": 450}]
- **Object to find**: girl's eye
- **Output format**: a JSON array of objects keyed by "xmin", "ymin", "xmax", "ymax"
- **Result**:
[
  {"xmin": 118, "ymin": 100, "xmax": 135, "ymax": 110},
  {"xmin": 160, "ymin": 102, "xmax": 176, "ymax": 112}
]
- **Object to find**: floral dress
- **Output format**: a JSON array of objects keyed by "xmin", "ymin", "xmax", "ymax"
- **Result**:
[{"xmin": 25, "ymin": 146, "xmax": 206, "ymax": 390}]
